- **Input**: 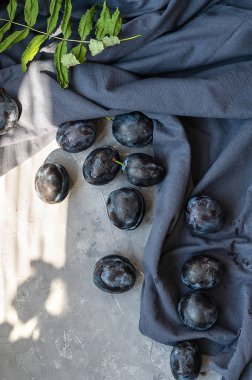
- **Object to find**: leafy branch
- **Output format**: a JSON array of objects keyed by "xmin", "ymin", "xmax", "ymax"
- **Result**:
[{"xmin": 0, "ymin": 0, "xmax": 141, "ymax": 88}]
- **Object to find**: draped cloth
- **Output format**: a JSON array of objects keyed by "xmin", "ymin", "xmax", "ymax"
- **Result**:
[{"xmin": 1, "ymin": 1, "xmax": 252, "ymax": 378}]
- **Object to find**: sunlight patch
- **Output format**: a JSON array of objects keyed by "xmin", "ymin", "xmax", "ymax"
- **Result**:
[
  {"xmin": 45, "ymin": 278, "xmax": 68, "ymax": 316},
  {"xmin": 9, "ymin": 316, "xmax": 39, "ymax": 343}
]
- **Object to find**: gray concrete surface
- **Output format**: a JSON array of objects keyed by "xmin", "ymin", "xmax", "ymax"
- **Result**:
[{"xmin": 0, "ymin": 120, "xmax": 221, "ymax": 379}]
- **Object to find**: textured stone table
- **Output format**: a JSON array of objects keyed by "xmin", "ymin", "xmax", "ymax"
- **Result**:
[{"xmin": 0, "ymin": 120, "xmax": 221, "ymax": 379}]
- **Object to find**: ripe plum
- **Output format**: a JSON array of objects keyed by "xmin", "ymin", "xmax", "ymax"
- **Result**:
[
  {"xmin": 0, "ymin": 88, "xmax": 19, "ymax": 135},
  {"xmin": 106, "ymin": 187, "xmax": 145, "ymax": 230},
  {"xmin": 122, "ymin": 153, "xmax": 165, "ymax": 187},
  {"xmin": 186, "ymin": 195, "xmax": 223, "ymax": 234},
  {"xmin": 56, "ymin": 120, "xmax": 96, "ymax": 153},
  {"xmin": 182, "ymin": 255, "xmax": 223, "ymax": 290},
  {"xmin": 83, "ymin": 146, "xmax": 120, "ymax": 185},
  {"xmin": 170, "ymin": 341, "xmax": 202, "ymax": 380},
  {"xmin": 35, "ymin": 163, "xmax": 70, "ymax": 204},
  {"xmin": 178, "ymin": 293, "xmax": 218, "ymax": 331},
  {"xmin": 112, "ymin": 111, "xmax": 153, "ymax": 147},
  {"xmin": 93, "ymin": 254, "xmax": 136, "ymax": 293}
]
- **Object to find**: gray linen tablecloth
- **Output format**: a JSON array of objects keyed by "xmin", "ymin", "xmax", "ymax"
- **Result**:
[{"xmin": 1, "ymin": 1, "xmax": 252, "ymax": 379}]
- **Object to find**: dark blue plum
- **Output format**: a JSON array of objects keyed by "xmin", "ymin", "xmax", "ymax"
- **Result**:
[
  {"xmin": 56, "ymin": 120, "xmax": 96, "ymax": 153},
  {"xmin": 178, "ymin": 293, "xmax": 218, "ymax": 331},
  {"xmin": 186, "ymin": 195, "xmax": 223, "ymax": 234},
  {"xmin": 35, "ymin": 163, "xmax": 70, "ymax": 204},
  {"xmin": 182, "ymin": 255, "xmax": 223, "ymax": 290},
  {"xmin": 122, "ymin": 153, "xmax": 165, "ymax": 187},
  {"xmin": 106, "ymin": 187, "xmax": 145, "ymax": 230},
  {"xmin": 112, "ymin": 112, "xmax": 153, "ymax": 147},
  {"xmin": 83, "ymin": 146, "xmax": 120, "ymax": 185},
  {"xmin": 93, "ymin": 255, "xmax": 136, "ymax": 293},
  {"xmin": 0, "ymin": 88, "xmax": 19, "ymax": 135},
  {"xmin": 170, "ymin": 341, "xmax": 202, "ymax": 380}
]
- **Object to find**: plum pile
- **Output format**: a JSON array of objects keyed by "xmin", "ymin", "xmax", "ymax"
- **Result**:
[
  {"xmin": 82, "ymin": 148, "xmax": 165, "ymax": 188},
  {"xmin": 177, "ymin": 196, "xmax": 224, "ymax": 331},
  {"xmin": 35, "ymin": 112, "xmax": 164, "ymax": 228},
  {"xmin": 79, "ymin": 115, "xmax": 164, "ymax": 232},
  {"xmin": 169, "ymin": 196, "xmax": 225, "ymax": 378}
]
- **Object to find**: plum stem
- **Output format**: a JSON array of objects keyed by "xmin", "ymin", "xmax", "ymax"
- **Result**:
[
  {"xmin": 112, "ymin": 158, "xmax": 125, "ymax": 167},
  {"xmin": 106, "ymin": 116, "xmax": 114, "ymax": 121}
]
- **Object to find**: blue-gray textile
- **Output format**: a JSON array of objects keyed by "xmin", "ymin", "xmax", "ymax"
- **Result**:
[{"xmin": 1, "ymin": 1, "xmax": 252, "ymax": 379}]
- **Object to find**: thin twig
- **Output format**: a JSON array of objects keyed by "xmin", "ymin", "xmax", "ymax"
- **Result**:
[
  {"xmin": 0, "ymin": 18, "xmax": 141, "ymax": 44},
  {"xmin": 120, "ymin": 34, "xmax": 142, "ymax": 42},
  {"xmin": 0, "ymin": 18, "xmax": 89, "ymax": 43}
]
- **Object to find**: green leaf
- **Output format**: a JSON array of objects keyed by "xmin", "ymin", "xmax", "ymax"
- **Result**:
[
  {"xmin": 0, "ymin": 28, "xmax": 29, "ymax": 53},
  {"xmin": 61, "ymin": 0, "xmax": 72, "ymax": 38},
  {"xmin": 70, "ymin": 6, "xmax": 96, "ymax": 65},
  {"xmin": 0, "ymin": 0, "xmax": 18, "ymax": 42},
  {"xmin": 71, "ymin": 44, "xmax": 87, "ymax": 64},
  {"xmin": 47, "ymin": 0, "xmax": 64, "ymax": 35},
  {"xmin": 78, "ymin": 6, "xmax": 96, "ymax": 40},
  {"xmin": 0, "ymin": 22, "xmax": 11, "ymax": 42},
  {"xmin": 102, "ymin": 36, "xmax": 120, "ymax": 48},
  {"xmin": 95, "ymin": 1, "xmax": 122, "ymax": 40},
  {"xmin": 55, "ymin": 40, "xmax": 69, "ymax": 88},
  {"xmin": 89, "ymin": 39, "xmax": 104, "ymax": 56},
  {"xmin": 61, "ymin": 52, "xmax": 80, "ymax": 68},
  {"xmin": 7, "ymin": 0, "xmax": 18, "ymax": 20},
  {"xmin": 55, "ymin": 0, "xmax": 72, "ymax": 87},
  {"xmin": 95, "ymin": 0, "xmax": 111, "ymax": 40},
  {"xmin": 88, "ymin": 36, "xmax": 120, "ymax": 57},
  {"xmin": 21, "ymin": 34, "xmax": 47, "ymax": 72},
  {"xmin": 24, "ymin": 0, "xmax": 39, "ymax": 27},
  {"xmin": 107, "ymin": 8, "xmax": 122, "ymax": 37}
]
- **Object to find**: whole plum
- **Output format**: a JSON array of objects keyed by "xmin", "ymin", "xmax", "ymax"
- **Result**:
[
  {"xmin": 35, "ymin": 163, "xmax": 70, "ymax": 204},
  {"xmin": 178, "ymin": 293, "xmax": 218, "ymax": 331},
  {"xmin": 106, "ymin": 187, "xmax": 145, "ymax": 230},
  {"xmin": 186, "ymin": 195, "xmax": 223, "ymax": 234},
  {"xmin": 112, "ymin": 111, "xmax": 153, "ymax": 147},
  {"xmin": 122, "ymin": 153, "xmax": 165, "ymax": 187},
  {"xmin": 170, "ymin": 341, "xmax": 202, "ymax": 380},
  {"xmin": 0, "ymin": 88, "xmax": 19, "ymax": 135},
  {"xmin": 182, "ymin": 254, "xmax": 223, "ymax": 290},
  {"xmin": 83, "ymin": 146, "xmax": 120, "ymax": 185},
  {"xmin": 93, "ymin": 254, "xmax": 136, "ymax": 293},
  {"xmin": 56, "ymin": 120, "xmax": 96, "ymax": 153}
]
